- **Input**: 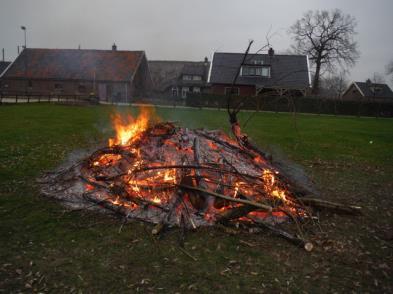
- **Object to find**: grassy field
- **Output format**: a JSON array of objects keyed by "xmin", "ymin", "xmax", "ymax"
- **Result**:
[{"xmin": 0, "ymin": 103, "xmax": 392, "ymax": 293}]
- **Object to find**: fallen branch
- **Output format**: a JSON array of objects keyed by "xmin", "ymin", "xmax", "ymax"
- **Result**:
[
  {"xmin": 299, "ymin": 197, "xmax": 362, "ymax": 215},
  {"xmin": 178, "ymin": 184, "xmax": 272, "ymax": 211},
  {"xmin": 252, "ymin": 218, "xmax": 313, "ymax": 251}
]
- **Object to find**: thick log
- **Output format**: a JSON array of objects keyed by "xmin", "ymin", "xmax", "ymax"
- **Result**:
[
  {"xmin": 152, "ymin": 222, "xmax": 165, "ymax": 235},
  {"xmin": 216, "ymin": 205, "xmax": 257, "ymax": 224}
]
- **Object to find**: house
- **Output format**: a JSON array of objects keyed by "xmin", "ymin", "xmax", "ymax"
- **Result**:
[
  {"xmin": 341, "ymin": 81, "xmax": 393, "ymax": 103},
  {"xmin": 0, "ymin": 45, "xmax": 152, "ymax": 102},
  {"xmin": 208, "ymin": 49, "xmax": 310, "ymax": 97},
  {"xmin": 148, "ymin": 58, "xmax": 210, "ymax": 98}
]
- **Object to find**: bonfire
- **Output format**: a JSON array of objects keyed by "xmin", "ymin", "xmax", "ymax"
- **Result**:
[{"xmin": 40, "ymin": 106, "xmax": 361, "ymax": 250}]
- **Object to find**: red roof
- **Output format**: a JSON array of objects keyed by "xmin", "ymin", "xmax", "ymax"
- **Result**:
[{"xmin": 2, "ymin": 48, "xmax": 145, "ymax": 82}]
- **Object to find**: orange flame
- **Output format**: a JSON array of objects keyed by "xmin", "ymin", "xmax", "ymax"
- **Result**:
[
  {"xmin": 262, "ymin": 169, "xmax": 289, "ymax": 204},
  {"xmin": 108, "ymin": 106, "xmax": 156, "ymax": 147}
]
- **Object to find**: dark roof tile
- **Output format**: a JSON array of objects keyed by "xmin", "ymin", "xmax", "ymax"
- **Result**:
[
  {"xmin": 354, "ymin": 82, "xmax": 393, "ymax": 99},
  {"xmin": 209, "ymin": 52, "xmax": 310, "ymax": 89},
  {"xmin": 2, "ymin": 48, "xmax": 144, "ymax": 82},
  {"xmin": 0, "ymin": 61, "xmax": 11, "ymax": 75},
  {"xmin": 148, "ymin": 60, "xmax": 209, "ymax": 92}
]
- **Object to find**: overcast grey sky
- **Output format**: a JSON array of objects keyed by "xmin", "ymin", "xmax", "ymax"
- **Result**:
[{"xmin": 1, "ymin": 0, "xmax": 392, "ymax": 85}]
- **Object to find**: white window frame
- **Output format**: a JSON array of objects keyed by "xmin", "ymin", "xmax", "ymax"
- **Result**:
[
  {"xmin": 182, "ymin": 75, "xmax": 192, "ymax": 81},
  {"xmin": 241, "ymin": 65, "xmax": 270, "ymax": 78},
  {"xmin": 192, "ymin": 75, "xmax": 202, "ymax": 81},
  {"xmin": 171, "ymin": 86, "xmax": 178, "ymax": 97},
  {"xmin": 182, "ymin": 87, "xmax": 189, "ymax": 98},
  {"xmin": 193, "ymin": 86, "xmax": 201, "ymax": 93}
]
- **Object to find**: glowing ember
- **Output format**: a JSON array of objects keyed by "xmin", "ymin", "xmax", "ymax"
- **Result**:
[
  {"xmin": 41, "ymin": 106, "xmax": 363, "ymax": 251},
  {"xmin": 42, "ymin": 107, "xmax": 316, "ymax": 234}
]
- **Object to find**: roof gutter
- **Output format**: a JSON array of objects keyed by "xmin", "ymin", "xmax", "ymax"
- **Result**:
[
  {"xmin": 130, "ymin": 51, "xmax": 145, "ymax": 83},
  {"xmin": 306, "ymin": 55, "xmax": 311, "ymax": 88},
  {"xmin": 207, "ymin": 51, "xmax": 214, "ymax": 83}
]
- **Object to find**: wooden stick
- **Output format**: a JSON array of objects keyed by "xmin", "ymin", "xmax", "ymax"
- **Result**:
[
  {"xmin": 195, "ymin": 130, "xmax": 255, "ymax": 159},
  {"xmin": 178, "ymin": 184, "xmax": 272, "ymax": 211},
  {"xmin": 83, "ymin": 193, "xmax": 131, "ymax": 217},
  {"xmin": 131, "ymin": 164, "xmax": 263, "ymax": 182},
  {"xmin": 152, "ymin": 222, "xmax": 165, "ymax": 235},
  {"xmin": 252, "ymin": 218, "xmax": 313, "ymax": 251},
  {"xmin": 178, "ymin": 246, "xmax": 198, "ymax": 261},
  {"xmin": 298, "ymin": 197, "xmax": 362, "ymax": 215},
  {"xmin": 97, "ymin": 164, "xmax": 263, "ymax": 182}
]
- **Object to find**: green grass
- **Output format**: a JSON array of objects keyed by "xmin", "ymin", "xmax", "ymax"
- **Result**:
[{"xmin": 0, "ymin": 104, "xmax": 392, "ymax": 293}]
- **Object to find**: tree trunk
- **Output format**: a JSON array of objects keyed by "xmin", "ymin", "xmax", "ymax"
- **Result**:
[{"xmin": 312, "ymin": 59, "xmax": 322, "ymax": 95}]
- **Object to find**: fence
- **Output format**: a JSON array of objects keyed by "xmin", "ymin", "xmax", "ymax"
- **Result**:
[
  {"xmin": 0, "ymin": 91, "xmax": 98, "ymax": 105},
  {"xmin": 184, "ymin": 94, "xmax": 393, "ymax": 117},
  {"xmin": 2, "ymin": 90, "xmax": 393, "ymax": 117}
]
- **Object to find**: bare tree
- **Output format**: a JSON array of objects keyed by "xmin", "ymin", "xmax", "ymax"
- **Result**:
[
  {"xmin": 321, "ymin": 71, "xmax": 349, "ymax": 99},
  {"xmin": 386, "ymin": 60, "xmax": 393, "ymax": 82},
  {"xmin": 368, "ymin": 72, "xmax": 386, "ymax": 84},
  {"xmin": 289, "ymin": 9, "xmax": 359, "ymax": 95}
]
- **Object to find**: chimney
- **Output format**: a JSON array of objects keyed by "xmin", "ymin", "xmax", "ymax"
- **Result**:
[
  {"xmin": 2, "ymin": 48, "xmax": 4, "ymax": 61},
  {"xmin": 268, "ymin": 47, "xmax": 274, "ymax": 57},
  {"xmin": 112, "ymin": 43, "xmax": 117, "ymax": 51}
]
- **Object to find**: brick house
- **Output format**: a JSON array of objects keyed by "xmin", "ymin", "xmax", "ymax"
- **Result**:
[
  {"xmin": 341, "ymin": 81, "xmax": 393, "ymax": 103},
  {"xmin": 0, "ymin": 45, "xmax": 152, "ymax": 102},
  {"xmin": 148, "ymin": 58, "xmax": 210, "ymax": 99},
  {"xmin": 208, "ymin": 50, "xmax": 310, "ymax": 97}
]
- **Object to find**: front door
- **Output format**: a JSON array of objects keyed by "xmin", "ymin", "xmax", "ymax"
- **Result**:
[{"xmin": 98, "ymin": 83, "xmax": 107, "ymax": 101}]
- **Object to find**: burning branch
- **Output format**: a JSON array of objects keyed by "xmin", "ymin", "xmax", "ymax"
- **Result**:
[{"xmin": 40, "ymin": 107, "xmax": 361, "ymax": 250}]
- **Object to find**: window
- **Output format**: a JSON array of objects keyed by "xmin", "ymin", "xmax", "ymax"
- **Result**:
[
  {"xmin": 27, "ymin": 80, "xmax": 33, "ymax": 89},
  {"xmin": 192, "ymin": 75, "xmax": 202, "ymax": 81},
  {"xmin": 171, "ymin": 86, "xmax": 178, "ymax": 97},
  {"xmin": 370, "ymin": 86, "xmax": 382, "ymax": 93},
  {"xmin": 253, "ymin": 60, "xmax": 264, "ymax": 65},
  {"xmin": 193, "ymin": 87, "xmax": 201, "ymax": 93},
  {"xmin": 78, "ymin": 84, "xmax": 86, "ymax": 93},
  {"xmin": 224, "ymin": 87, "xmax": 240, "ymax": 96},
  {"xmin": 182, "ymin": 87, "xmax": 189, "ymax": 98},
  {"xmin": 241, "ymin": 65, "xmax": 270, "ymax": 77},
  {"xmin": 182, "ymin": 75, "xmax": 192, "ymax": 81}
]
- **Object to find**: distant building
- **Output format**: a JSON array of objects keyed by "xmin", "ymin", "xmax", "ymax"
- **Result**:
[
  {"xmin": 208, "ymin": 50, "xmax": 310, "ymax": 97},
  {"xmin": 148, "ymin": 58, "xmax": 210, "ymax": 98},
  {"xmin": 342, "ymin": 81, "xmax": 393, "ymax": 103},
  {"xmin": 0, "ymin": 45, "xmax": 152, "ymax": 102}
]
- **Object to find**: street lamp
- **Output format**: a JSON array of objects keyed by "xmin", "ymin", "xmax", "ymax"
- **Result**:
[{"xmin": 21, "ymin": 26, "xmax": 26, "ymax": 49}]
